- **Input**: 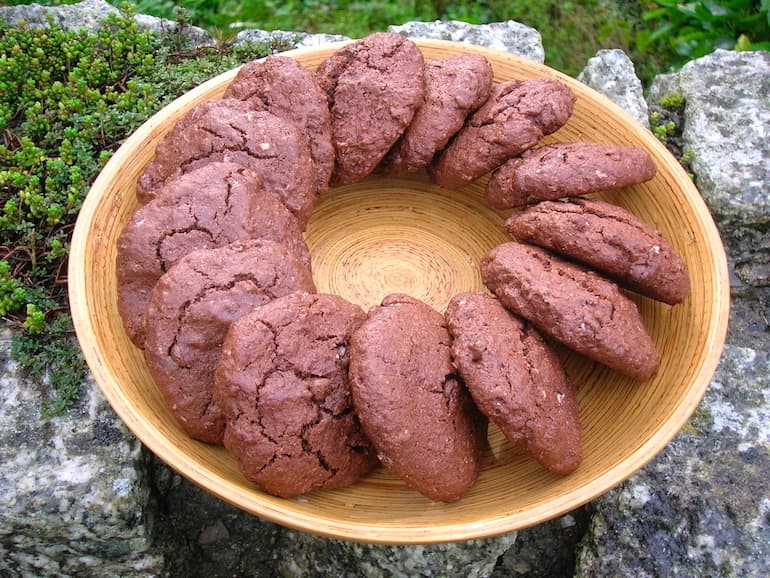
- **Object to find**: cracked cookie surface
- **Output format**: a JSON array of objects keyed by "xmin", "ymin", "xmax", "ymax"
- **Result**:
[
  {"xmin": 143, "ymin": 240, "xmax": 316, "ymax": 445},
  {"xmin": 445, "ymin": 292, "xmax": 582, "ymax": 475},
  {"xmin": 430, "ymin": 78, "xmax": 576, "ymax": 189},
  {"xmin": 215, "ymin": 292, "xmax": 377, "ymax": 498},
  {"xmin": 136, "ymin": 98, "xmax": 317, "ymax": 226},
  {"xmin": 225, "ymin": 55, "xmax": 334, "ymax": 195},
  {"xmin": 117, "ymin": 162, "xmax": 310, "ymax": 349},
  {"xmin": 315, "ymin": 32, "xmax": 425, "ymax": 186},
  {"xmin": 505, "ymin": 198, "xmax": 689, "ymax": 304},
  {"xmin": 381, "ymin": 53, "xmax": 493, "ymax": 175},
  {"xmin": 348, "ymin": 293, "xmax": 488, "ymax": 502},
  {"xmin": 486, "ymin": 142, "xmax": 657, "ymax": 209},
  {"xmin": 481, "ymin": 243, "xmax": 660, "ymax": 381}
]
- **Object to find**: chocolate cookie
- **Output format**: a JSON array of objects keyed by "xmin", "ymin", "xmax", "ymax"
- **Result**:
[
  {"xmin": 315, "ymin": 32, "xmax": 425, "ymax": 185},
  {"xmin": 143, "ymin": 240, "xmax": 316, "ymax": 444},
  {"xmin": 348, "ymin": 293, "xmax": 488, "ymax": 502},
  {"xmin": 215, "ymin": 292, "xmax": 377, "ymax": 498},
  {"xmin": 486, "ymin": 142, "xmax": 657, "ymax": 209},
  {"xmin": 380, "ymin": 53, "xmax": 493, "ymax": 175},
  {"xmin": 430, "ymin": 79, "xmax": 576, "ymax": 189},
  {"xmin": 505, "ymin": 198, "xmax": 689, "ymax": 304},
  {"xmin": 136, "ymin": 98, "xmax": 317, "ymax": 226},
  {"xmin": 224, "ymin": 55, "xmax": 334, "ymax": 194},
  {"xmin": 481, "ymin": 243, "xmax": 660, "ymax": 381},
  {"xmin": 445, "ymin": 292, "xmax": 582, "ymax": 475},
  {"xmin": 117, "ymin": 162, "xmax": 311, "ymax": 349}
]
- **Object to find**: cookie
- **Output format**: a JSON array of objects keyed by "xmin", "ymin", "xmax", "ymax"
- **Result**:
[
  {"xmin": 481, "ymin": 243, "xmax": 660, "ymax": 381},
  {"xmin": 117, "ymin": 162, "xmax": 311, "ymax": 349},
  {"xmin": 430, "ymin": 78, "xmax": 576, "ymax": 189},
  {"xmin": 505, "ymin": 198, "xmax": 689, "ymax": 304},
  {"xmin": 445, "ymin": 292, "xmax": 582, "ymax": 475},
  {"xmin": 143, "ymin": 240, "xmax": 316, "ymax": 444},
  {"xmin": 486, "ymin": 142, "xmax": 657, "ymax": 209},
  {"xmin": 135, "ymin": 98, "xmax": 317, "ymax": 226},
  {"xmin": 224, "ymin": 55, "xmax": 334, "ymax": 195},
  {"xmin": 380, "ymin": 53, "xmax": 493, "ymax": 175},
  {"xmin": 348, "ymin": 293, "xmax": 488, "ymax": 502},
  {"xmin": 215, "ymin": 292, "xmax": 377, "ymax": 498},
  {"xmin": 315, "ymin": 32, "xmax": 425, "ymax": 186}
]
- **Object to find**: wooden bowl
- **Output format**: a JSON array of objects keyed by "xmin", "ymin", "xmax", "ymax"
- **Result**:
[{"xmin": 69, "ymin": 39, "xmax": 729, "ymax": 544}]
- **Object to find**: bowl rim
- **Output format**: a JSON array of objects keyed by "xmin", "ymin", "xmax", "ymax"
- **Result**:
[{"xmin": 68, "ymin": 38, "xmax": 731, "ymax": 544}]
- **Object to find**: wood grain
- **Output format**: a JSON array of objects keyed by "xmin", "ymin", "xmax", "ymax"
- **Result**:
[{"xmin": 68, "ymin": 39, "xmax": 730, "ymax": 544}]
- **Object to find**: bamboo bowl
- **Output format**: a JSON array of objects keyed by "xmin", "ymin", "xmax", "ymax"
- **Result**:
[{"xmin": 69, "ymin": 40, "xmax": 730, "ymax": 544}]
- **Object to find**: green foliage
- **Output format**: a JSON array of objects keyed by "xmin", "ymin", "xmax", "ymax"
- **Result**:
[
  {"xmin": 657, "ymin": 91, "xmax": 687, "ymax": 109},
  {"xmin": 650, "ymin": 91, "xmax": 685, "ymax": 144},
  {"xmin": 0, "ymin": 260, "xmax": 26, "ymax": 317},
  {"xmin": 122, "ymin": 0, "xmax": 639, "ymax": 77},
  {"xmin": 649, "ymin": 92, "xmax": 693, "ymax": 176},
  {"xmin": 488, "ymin": 1, "xmax": 635, "ymax": 80},
  {"xmin": 128, "ymin": 0, "xmax": 436, "ymax": 38},
  {"xmin": 125, "ymin": 0, "xmax": 768, "ymax": 81},
  {"xmin": 650, "ymin": 112, "xmax": 678, "ymax": 142},
  {"xmin": 0, "ymin": 8, "xmax": 162, "ymax": 326},
  {"xmin": 11, "ymin": 313, "xmax": 88, "ymax": 417},
  {"xmin": 638, "ymin": 0, "xmax": 770, "ymax": 72},
  {"xmin": 0, "ymin": 4, "xmax": 273, "ymax": 415}
]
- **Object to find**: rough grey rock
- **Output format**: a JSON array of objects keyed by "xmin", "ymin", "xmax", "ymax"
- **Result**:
[
  {"xmin": 132, "ymin": 13, "xmax": 214, "ymax": 48},
  {"xmin": 278, "ymin": 530, "xmax": 518, "ymax": 577},
  {"xmin": 722, "ymin": 222, "xmax": 770, "ymax": 351},
  {"xmin": 492, "ymin": 511, "xmax": 590, "ymax": 577},
  {"xmin": 648, "ymin": 49, "xmax": 770, "ymax": 226},
  {"xmin": 577, "ymin": 49, "xmax": 650, "ymax": 127},
  {"xmin": 235, "ymin": 28, "xmax": 350, "ymax": 51},
  {"xmin": 0, "ymin": 0, "xmax": 213, "ymax": 47},
  {"xmin": 0, "ymin": 0, "xmax": 115, "ymax": 32},
  {"xmin": 0, "ymin": 326, "xmax": 162, "ymax": 577},
  {"xmin": 233, "ymin": 18, "xmax": 546, "ymax": 66},
  {"xmin": 574, "ymin": 345, "xmax": 770, "ymax": 578},
  {"xmin": 389, "ymin": 19, "xmax": 545, "ymax": 63},
  {"xmin": 148, "ymin": 457, "xmax": 283, "ymax": 577}
]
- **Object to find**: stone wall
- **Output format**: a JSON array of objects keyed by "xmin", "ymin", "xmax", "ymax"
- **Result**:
[{"xmin": 1, "ymin": 1, "xmax": 768, "ymax": 576}]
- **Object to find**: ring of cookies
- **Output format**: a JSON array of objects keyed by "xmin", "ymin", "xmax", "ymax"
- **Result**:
[{"xmin": 116, "ymin": 33, "xmax": 689, "ymax": 503}]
